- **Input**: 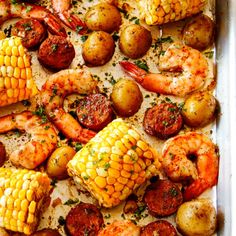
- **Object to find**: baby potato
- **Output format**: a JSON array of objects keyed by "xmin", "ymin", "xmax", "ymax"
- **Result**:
[
  {"xmin": 82, "ymin": 31, "xmax": 115, "ymax": 67},
  {"xmin": 182, "ymin": 91, "xmax": 216, "ymax": 127},
  {"xmin": 85, "ymin": 3, "xmax": 122, "ymax": 33},
  {"xmin": 111, "ymin": 79, "xmax": 143, "ymax": 117},
  {"xmin": 46, "ymin": 146, "xmax": 76, "ymax": 180},
  {"xmin": 119, "ymin": 24, "xmax": 152, "ymax": 59},
  {"xmin": 176, "ymin": 199, "xmax": 217, "ymax": 236},
  {"xmin": 183, "ymin": 14, "xmax": 214, "ymax": 50}
]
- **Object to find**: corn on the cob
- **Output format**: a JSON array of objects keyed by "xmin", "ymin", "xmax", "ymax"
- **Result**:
[
  {"xmin": 0, "ymin": 36, "xmax": 38, "ymax": 107},
  {"xmin": 0, "ymin": 168, "xmax": 51, "ymax": 235},
  {"xmin": 138, "ymin": 0, "xmax": 206, "ymax": 25},
  {"xmin": 67, "ymin": 119, "xmax": 161, "ymax": 208}
]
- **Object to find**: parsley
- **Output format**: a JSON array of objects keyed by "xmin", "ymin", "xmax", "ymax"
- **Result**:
[
  {"xmin": 157, "ymin": 36, "xmax": 173, "ymax": 44},
  {"xmin": 64, "ymin": 198, "xmax": 80, "ymax": 205},
  {"xmin": 134, "ymin": 19, "xmax": 140, "ymax": 24},
  {"xmin": 133, "ymin": 205, "xmax": 146, "ymax": 220},
  {"xmin": 178, "ymin": 102, "xmax": 185, "ymax": 110},
  {"xmin": 44, "ymin": 125, "xmax": 50, "ymax": 130},
  {"xmin": 162, "ymin": 121, "xmax": 169, "ymax": 127},
  {"xmin": 25, "ymin": 6, "xmax": 32, "ymax": 13},
  {"xmin": 83, "ymin": 175, "xmax": 89, "ymax": 180},
  {"xmin": 58, "ymin": 216, "xmax": 66, "ymax": 225},
  {"xmin": 204, "ymin": 51, "xmax": 214, "ymax": 59},
  {"xmin": 74, "ymin": 142, "xmax": 83, "ymax": 152},
  {"xmin": 33, "ymin": 106, "xmax": 48, "ymax": 124},
  {"xmin": 169, "ymin": 187, "xmax": 179, "ymax": 197},
  {"xmin": 134, "ymin": 60, "xmax": 149, "ymax": 72},
  {"xmin": 104, "ymin": 213, "xmax": 111, "ymax": 219},
  {"xmin": 81, "ymin": 35, "xmax": 88, "ymax": 42},
  {"xmin": 50, "ymin": 179, "xmax": 58, "ymax": 187},
  {"xmin": 104, "ymin": 163, "xmax": 110, "ymax": 171},
  {"xmin": 76, "ymin": 25, "xmax": 84, "ymax": 33},
  {"xmin": 22, "ymin": 23, "xmax": 32, "ymax": 31},
  {"xmin": 11, "ymin": 0, "xmax": 17, "ymax": 4},
  {"xmin": 51, "ymin": 44, "xmax": 58, "ymax": 52}
]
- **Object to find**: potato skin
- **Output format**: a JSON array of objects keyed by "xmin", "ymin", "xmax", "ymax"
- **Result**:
[
  {"xmin": 85, "ymin": 3, "xmax": 122, "ymax": 33},
  {"xmin": 176, "ymin": 199, "xmax": 217, "ymax": 236},
  {"xmin": 82, "ymin": 31, "xmax": 115, "ymax": 66},
  {"xmin": 182, "ymin": 91, "xmax": 216, "ymax": 127},
  {"xmin": 119, "ymin": 24, "xmax": 152, "ymax": 59},
  {"xmin": 46, "ymin": 146, "xmax": 76, "ymax": 180},
  {"xmin": 183, "ymin": 14, "xmax": 214, "ymax": 50},
  {"xmin": 111, "ymin": 79, "xmax": 143, "ymax": 117}
]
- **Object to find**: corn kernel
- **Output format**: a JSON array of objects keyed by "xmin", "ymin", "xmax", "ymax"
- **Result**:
[
  {"xmin": 108, "ymin": 168, "xmax": 120, "ymax": 178},
  {"xmin": 86, "ymin": 169, "xmax": 97, "ymax": 179},
  {"xmin": 106, "ymin": 176, "xmax": 116, "ymax": 185},
  {"xmin": 28, "ymin": 201, "xmax": 36, "ymax": 213},
  {"xmin": 121, "ymin": 170, "xmax": 131, "ymax": 178},
  {"xmin": 114, "ymin": 183, "xmax": 124, "ymax": 192},
  {"xmin": 11, "ymin": 46, "xmax": 19, "ymax": 56},
  {"xmin": 18, "ymin": 189, "xmax": 26, "ymax": 200},
  {"xmin": 94, "ymin": 176, "xmax": 106, "ymax": 188},
  {"xmin": 110, "ymin": 161, "xmax": 122, "ymax": 170},
  {"xmin": 0, "ymin": 55, "xmax": 4, "ymax": 66},
  {"xmin": 117, "ymin": 177, "xmax": 128, "ymax": 185}
]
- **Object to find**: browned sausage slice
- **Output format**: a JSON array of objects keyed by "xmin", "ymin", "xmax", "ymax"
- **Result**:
[
  {"xmin": 38, "ymin": 35, "xmax": 75, "ymax": 70},
  {"xmin": 140, "ymin": 220, "xmax": 178, "ymax": 236},
  {"xmin": 143, "ymin": 103, "xmax": 183, "ymax": 139},
  {"xmin": 143, "ymin": 179, "xmax": 183, "ymax": 217},
  {"xmin": 65, "ymin": 202, "xmax": 104, "ymax": 236},
  {"xmin": 77, "ymin": 94, "xmax": 114, "ymax": 131},
  {"xmin": 12, "ymin": 19, "xmax": 47, "ymax": 49}
]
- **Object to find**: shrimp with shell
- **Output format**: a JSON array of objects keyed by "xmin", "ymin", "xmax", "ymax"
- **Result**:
[
  {"xmin": 40, "ymin": 69, "xmax": 97, "ymax": 144},
  {"xmin": 161, "ymin": 132, "xmax": 219, "ymax": 201},
  {"xmin": 120, "ymin": 43, "xmax": 209, "ymax": 97},
  {"xmin": 0, "ymin": 111, "xmax": 58, "ymax": 169},
  {"xmin": 0, "ymin": 0, "xmax": 67, "ymax": 37}
]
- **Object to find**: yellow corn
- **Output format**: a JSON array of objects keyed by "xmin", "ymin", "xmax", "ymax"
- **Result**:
[
  {"xmin": 0, "ymin": 36, "xmax": 38, "ymax": 107},
  {"xmin": 67, "ymin": 119, "xmax": 161, "ymax": 208},
  {"xmin": 0, "ymin": 168, "xmax": 51, "ymax": 235},
  {"xmin": 138, "ymin": 0, "xmax": 206, "ymax": 25}
]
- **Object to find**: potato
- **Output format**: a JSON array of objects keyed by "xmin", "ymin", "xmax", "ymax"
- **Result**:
[
  {"xmin": 82, "ymin": 31, "xmax": 115, "ymax": 67},
  {"xmin": 85, "ymin": 3, "xmax": 121, "ymax": 33},
  {"xmin": 111, "ymin": 79, "xmax": 143, "ymax": 117},
  {"xmin": 31, "ymin": 229, "xmax": 62, "ymax": 236},
  {"xmin": 182, "ymin": 91, "xmax": 216, "ymax": 127},
  {"xmin": 0, "ymin": 141, "xmax": 6, "ymax": 167},
  {"xmin": 183, "ymin": 14, "xmax": 214, "ymax": 50},
  {"xmin": 176, "ymin": 199, "xmax": 217, "ymax": 236},
  {"xmin": 46, "ymin": 146, "xmax": 76, "ymax": 180},
  {"xmin": 119, "ymin": 24, "xmax": 152, "ymax": 59}
]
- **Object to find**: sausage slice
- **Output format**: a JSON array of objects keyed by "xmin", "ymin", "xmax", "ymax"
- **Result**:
[
  {"xmin": 143, "ymin": 103, "xmax": 183, "ymax": 139},
  {"xmin": 143, "ymin": 179, "xmax": 183, "ymax": 217},
  {"xmin": 140, "ymin": 220, "xmax": 178, "ymax": 236},
  {"xmin": 12, "ymin": 19, "xmax": 47, "ymax": 49},
  {"xmin": 65, "ymin": 202, "xmax": 104, "ymax": 236},
  {"xmin": 77, "ymin": 94, "xmax": 114, "ymax": 131},
  {"xmin": 38, "ymin": 35, "xmax": 75, "ymax": 70}
]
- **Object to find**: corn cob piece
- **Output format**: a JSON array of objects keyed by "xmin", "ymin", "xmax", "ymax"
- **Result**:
[
  {"xmin": 0, "ymin": 36, "xmax": 39, "ymax": 107},
  {"xmin": 0, "ymin": 168, "xmax": 51, "ymax": 235},
  {"xmin": 138, "ymin": 0, "xmax": 206, "ymax": 25},
  {"xmin": 68, "ymin": 119, "xmax": 161, "ymax": 208}
]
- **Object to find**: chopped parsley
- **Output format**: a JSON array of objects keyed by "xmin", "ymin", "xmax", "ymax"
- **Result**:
[
  {"xmin": 134, "ymin": 60, "xmax": 149, "ymax": 72},
  {"xmin": 74, "ymin": 142, "xmax": 83, "ymax": 152},
  {"xmin": 25, "ymin": 6, "xmax": 32, "ymax": 13},
  {"xmin": 58, "ymin": 216, "xmax": 66, "ymax": 225},
  {"xmin": 64, "ymin": 198, "xmax": 80, "ymax": 205},
  {"xmin": 204, "ymin": 51, "xmax": 214, "ymax": 59},
  {"xmin": 104, "ymin": 163, "xmax": 110, "ymax": 171},
  {"xmin": 51, "ymin": 44, "xmax": 58, "ymax": 52},
  {"xmin": 81, "ymin": 35, "xmax": 88, "ymax": 42},
  {"xmin": 169, "ymin": 187, "xmax": 179, "ymax": 197},
  {"xmin": 76, "ymin": 26, "xmax": 84, "ymax": 34}
]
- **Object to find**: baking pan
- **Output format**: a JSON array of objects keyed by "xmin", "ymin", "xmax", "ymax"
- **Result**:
[{"xmin": 216, "ymin": 0, "xmax": 235, "ymax": 235}]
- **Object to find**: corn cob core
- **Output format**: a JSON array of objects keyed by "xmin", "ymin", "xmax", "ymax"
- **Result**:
[
  {"xmin": 0, "ymin": 36, "xmax": 38, "ymax": 107},
  {"xmin": 0, "ymin": 168, "xmax": 51, "ymax": 235},
  {"xmin": 138, "ymin": 0, "xmax": 206, "ymax": 25},
  {"xmin": 67, "ymin": 119, "xmax": 161, "ymax": 208}
]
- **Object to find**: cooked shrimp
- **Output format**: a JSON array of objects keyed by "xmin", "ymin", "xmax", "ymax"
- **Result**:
[
  {"xmin": 51, "ymin": 0, "xmax": 87, "ymax": 34},
  {"xmin": 161, "ymin": 132, "xmax": 219, "ymax": 201},
  {"xmin": 120, "ymin": 43, "xmax": 209, "ymax": 97},
  {"xmin": 40, "ymin": 69, "xmax": 98, "ymax": 144},
  {"xmin": 98, "ymin": 220, "xmax": 140, "ymax": 236},
  {"xmin": 0, "ymin": 111, "xmax": 58, "ymax": 169},
  {"xmin": 0, "ymin": 0, "xmax": 67, "ymax": 37}
]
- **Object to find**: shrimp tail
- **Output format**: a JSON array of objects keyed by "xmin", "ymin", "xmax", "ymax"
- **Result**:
[
  {"xmin": 119, "ymin": 61, "xmax": 147, "ymax": 83},
  {"xmin": 183, "ymin": 178, "xmax": 209, "ymax": 201}
]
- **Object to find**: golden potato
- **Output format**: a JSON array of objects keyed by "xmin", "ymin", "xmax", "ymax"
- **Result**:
[
  {"xmin": 176, "ymin": 199, "xmax": 217, "ymax": 236},
  {"xmin": 82, "ymin": 31, "xmax": 115, "ymax": 67},
  {"xmin": 183, "ymin": 14, "xmax": 214, "ymax": 50},
  {"xmin": 111, "ymin": 79, "xmax": 143, "ymax": 117},
  {"xmin": 119, "ymin": 24, "xmax": 152, "ymax": 59},
  {"xmin": 85, "ymin": 3, "xmax": 122, "ymax": 33},
  {"xmin": 182, "ymin": 91, "xmax": 216, "ymax": 127},
  {"xmin": 46, "ymin": 146, "xmax": 76, "ymax": 180}
]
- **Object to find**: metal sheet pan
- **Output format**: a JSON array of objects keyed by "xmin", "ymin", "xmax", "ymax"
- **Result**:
[{"xmin": 215, "ymin": 0, "xmax": 235, "ymax": 235}]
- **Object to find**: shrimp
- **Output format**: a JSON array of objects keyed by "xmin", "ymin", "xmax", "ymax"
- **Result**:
[
  {"xmin": 0, "ymin": 111, "xmax": 58, "ymax": 169},
  {"xmin": 0, "ymin": 0, "xmax": 67, "ymax": 37},
  {"xmin": 161, "ymin": 132, "xmax": 219, "ymax": 201},
  {"xmin": 120, "ymin": 43, "xmax": 209, "ymax": 97},
  {"xmin": 51, "ymin": 0, "xmax": 87, "ymax": 34},
  {"xmin": 40, "ymin": 69, "xmax": 98, "ymax": 144}
]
